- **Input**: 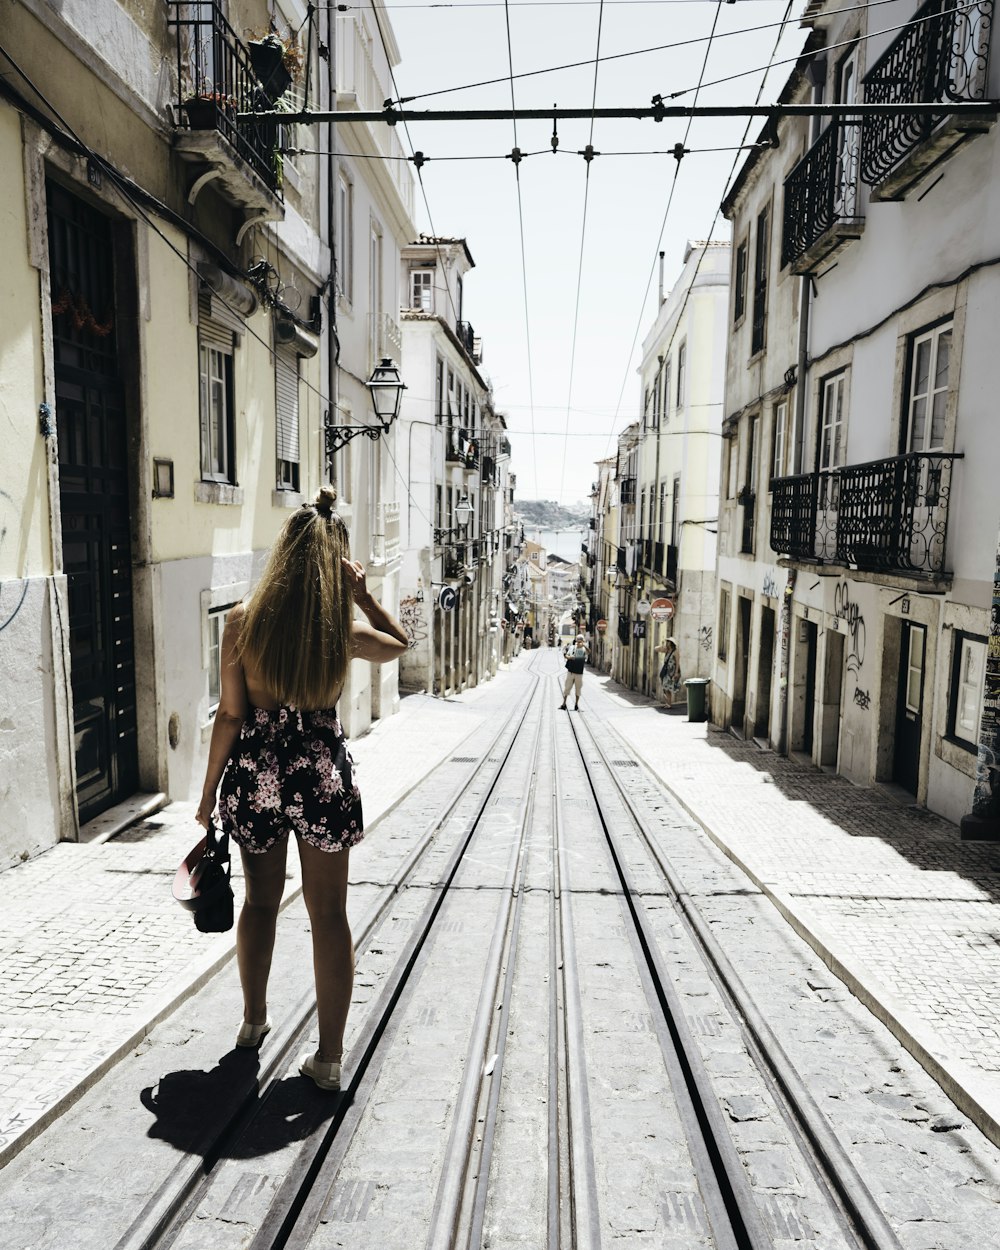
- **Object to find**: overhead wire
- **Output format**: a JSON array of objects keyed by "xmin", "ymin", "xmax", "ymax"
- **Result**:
[
  {"xmin": 615, "ymin": 0, "xmax": 796, "ymax": 550},
  {"xmin": 606, "ymin": 0, "xmax": 726, "ymax": 445},
  {"xmin": 559, "ymin": 0, "xmax": 606, "ymax": 504},
  {"xmin": 383, "ymin": 0, "xmax": 906, "ymax": 105},
  {"xmin": 281, "ymin": 142, "xmax": 769, "ymax": 160},
  {"xmin": 502, "ymin": 0, "xmax": 541, "ymax": 498}
]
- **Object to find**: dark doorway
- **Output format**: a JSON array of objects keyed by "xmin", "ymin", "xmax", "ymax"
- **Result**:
[
  {"xmin": 48, "ymin": 182, "xmax": 138, "ymax": 824},
  {"xmin": 894, "ymin": 620, "xmax": 925, "ymax": 794},
  {"xmin": 791, "ymin": 619, "xmax": 819, "ymax": 755},
  {"xmin": 732, "ymin": 596, "xmax": 753, "ymax": 733},
  {"xmin": 754, "ymin": 606, "xmax": 775, "ymax": 739}
]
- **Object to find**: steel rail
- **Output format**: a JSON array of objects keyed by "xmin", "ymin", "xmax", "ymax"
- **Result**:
[
  {"xmin": 552, "ymin": 701, "xmax": 605, "ymax": 1250},
  {"xmin": 241, "ymin": 102, "xmax": 1000, "ymax": 124},
  {"xmin": 255, "ymin": 666, "xmax": 545, "ymax": 1250},
  {"xmin": 565, "ymin": 709, "xmax": 771, "ymax": 1250},
  {"xmin": 115, "ymin": 665, "xmax": 542, "ymax": 1250},
  {"xmin": 585, "ymin": 707, "xmax": 907, "ymax": 1250},
  {"xmin": 430, "ymin": 698, "xmax": 544, "ymax": 1249}
]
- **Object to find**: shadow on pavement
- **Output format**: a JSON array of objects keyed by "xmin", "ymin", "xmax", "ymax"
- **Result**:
[{"xmin": 141, "ymin": 1048, "xmax": 339, "ymax": 1159}]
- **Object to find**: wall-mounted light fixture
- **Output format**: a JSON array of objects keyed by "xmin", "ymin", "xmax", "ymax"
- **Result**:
[
  {"xmin": 325, "ymin": 358, "xmax": 406, "ymax": 456},
  {"xmin": 434, "ymin": 492, "xmax": 474, "ymax": 543}
]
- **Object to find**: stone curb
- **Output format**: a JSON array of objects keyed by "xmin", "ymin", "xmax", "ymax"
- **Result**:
[{"xmin": 615, "ymin": 724, "xmax": 1000, "ymax": 1152}]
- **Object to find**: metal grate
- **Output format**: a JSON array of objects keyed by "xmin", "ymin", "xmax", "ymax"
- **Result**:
[
  {"xmin": 612, "ymin": 759, "xmax": 640, "ymax": 768},
  {"xmin": 450, "ymin": 756, "xmax": 479, "ymax": 763}
]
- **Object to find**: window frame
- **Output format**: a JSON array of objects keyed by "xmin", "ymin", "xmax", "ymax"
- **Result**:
[
  {"xmin": 199, "ymin": 340, "xmax": 236, "ymax": 484},
  {"xmin": 676, "ymin": 341, "xmax": 687, "ymax": 409},
  {"xmin": 410, "ymin": 268, "xmax": 434, "ymax": 312},
  {"xmin": 718, "ymin": 586, "xmax": 731, "ymax": 661},
  {"xmin": 207, "ymin": 602, "xmax": 236, "ymax": 713},
  {"xmin": 818, "ymin": 371, "xmax": 847, "ymax": 473},
  {"xmin": 337, "ymin": 172, "xmax": 354, "ymax": 302},
  {"xmin": 733, "ymin": 235, "xmax": 748, "ymax": 325},
  {"xmin": 751, "ymin": 205, "xmax": 770, "ymax": 356},
  {"xmin": 948, "ymin": 630, "xmax": 986, "ymax": 752},
  {"xmin": 904, "ymin": 319, "xmax": 953, "ymax": 455},
  {"xmin": 770, "ymin": 398, "xmax": 788, "ymax": 484}
]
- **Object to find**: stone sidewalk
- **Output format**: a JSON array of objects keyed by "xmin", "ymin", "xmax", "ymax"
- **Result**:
[
  {"xmin": 592, "ymin": 674, "xmax": 1000, "ymax": 1149},
  {"xmin": 6, "ymin": 655, "xmax": 1000, "ymax": 1169}
]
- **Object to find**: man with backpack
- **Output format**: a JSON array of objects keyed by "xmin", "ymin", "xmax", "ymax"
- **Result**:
[{"xmin": 560, "ymin": 634, "xmax": 589, "ymax": 710}]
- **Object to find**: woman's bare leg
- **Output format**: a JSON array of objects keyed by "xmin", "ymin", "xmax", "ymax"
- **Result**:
[
  {"xmin": 237, "ymin": 840, "xmax": 288, "ymax": 1025},
  {"xmin": 298, "ymin": 839, "xmax": 353, "ymax": 1063}
]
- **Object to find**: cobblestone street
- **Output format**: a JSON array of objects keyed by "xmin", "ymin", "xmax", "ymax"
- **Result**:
[{"xmin": 4, "ymin": 656, "xmax": 1000, "ymax": 1247}]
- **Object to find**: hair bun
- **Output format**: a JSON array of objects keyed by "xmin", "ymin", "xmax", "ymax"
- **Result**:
[{"xmin": 314, "ymin": 484, "xmax": 338, "ymax": 516}]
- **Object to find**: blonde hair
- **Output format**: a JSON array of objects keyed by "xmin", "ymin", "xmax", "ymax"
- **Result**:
[{"xmin": 237, "ymin": 485, "xmax": 353, "ymax": 709}]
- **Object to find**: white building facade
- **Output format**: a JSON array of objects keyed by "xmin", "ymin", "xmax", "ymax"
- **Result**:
[{"xmin": 713, "ymin": 0, "xmax": 999, "ymax": 825}]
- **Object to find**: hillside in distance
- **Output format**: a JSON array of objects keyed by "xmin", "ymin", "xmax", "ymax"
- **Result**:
[{"xmin": 513, "ymin": 499, "xmax": 590, "ymax": 530}]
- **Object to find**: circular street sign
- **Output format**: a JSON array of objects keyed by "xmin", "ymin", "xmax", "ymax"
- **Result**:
[
  {"xmin": 650, "ymin": 597, "xmax": 674, "ymax": 621},
  {"xmin": 438, "ymin": 586, "xmax": 457, "ymax": 612},
  {"xmin": 596, "ymin": 618, "xmax": 608, "ymax": 634}
]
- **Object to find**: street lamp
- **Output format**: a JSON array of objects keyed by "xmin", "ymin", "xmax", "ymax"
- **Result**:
[
  {"xmin": 435, "ymin": 492, "xmax": 474, "ymax": 542},
  {"xmin": 325, "ymin": 357, "xmax": 407, "ymax": 455}
]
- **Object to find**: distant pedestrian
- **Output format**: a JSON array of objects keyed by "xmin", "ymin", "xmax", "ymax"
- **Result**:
[
  {"xmin": 655, "ymin": 638, "xmax": 682, "ymax": 708},
  {"xmin": 560, "ymin": 633, "xmax": 589, "ymax": 710},
  {"xmin": 196, "ymin": 486, "xmax": 408, "ymax": 1090},
  {"xmin": 523, "ymin": 622, "xmax": 533, "ymax": 651}
]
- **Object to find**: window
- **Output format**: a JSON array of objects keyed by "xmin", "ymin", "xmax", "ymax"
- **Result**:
[
  {"xmin": 411, "ymin": 269, "xmax": 433, "ymax": 311},
  {"xmin": 733, "ymin": 236, "xmax": 748, "ymax": 324},
  {"xmin": 337, "ymin": 174, "xmax": 353, "ymax": 301},
  {"xmin": 275, "ymin": 347, "xmax": 300, "ymax": 493},
  {"xmin": 950, "ymin": 632, "xmax": 986, "ymax": 750},
  {"xmin": 456, "ymin": 274, "xmax": 464, "ymax": 322},
  {"xmin": 658, "ymin": 481, "xmax": 667, "ymax": 543},
  {"xmin": 661, "ymin": 363, "xmax": 671, "ymax": 423},
  {"xmin": 676, "ymin": 341, "xmax": 687, "ymax": 409},
  {"xmin": 726, "ymin": 436, "xmax": 738, "ymax": 498},
  {"xmin": 369, "ymin": 221, "xmax": 383, "ymax": 362},
  {"xmin": 207, "ymin": 603, "xmax": 235, "ymax": 711},
  {"xmin": 771, "ymin": 399, "xmax": 788, "ymax": 483},
  {"xmin": 718, "ymin": 587, "xmax": 730, "ymax": 661},
  {"xmin": 435, "ymin": 355, "xmax": 445, "ymax": 424},
  {"xmin": 671, "ymin": 475, "xmax": 681, "ymax": 548},
  {"xmin": 751, "ymin": 206, "xmax": 769, "ymax": 355},
  {"xmin": 819, "ymin": 372, "xmax": 847, "ymax": 472},
  {"xmin": 906, "ymin": 322, "xmax": 952, "ymax": 453},
  {"xmin": 199, "ymin": 341, "xmax": 235, "ymax": 483}
]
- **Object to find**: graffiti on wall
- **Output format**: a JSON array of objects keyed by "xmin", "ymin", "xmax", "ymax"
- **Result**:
[
  {"xmin": 834, "ymin": 581, "xmax": 866, "ymax": 676},
  {"xmin": 853, "ymin": 687, "xmax": 871, "ymax": 711},
  {"xmin": 699, "ymin": 624, "xmax": 713, "ymax": 652},
  {"xmin": 399, "ymin": 596, "xmax": 427, "ymax": 651},
  {"xmin": 762, "ymin": 569, "xmax": 778, "ymax": 600}
]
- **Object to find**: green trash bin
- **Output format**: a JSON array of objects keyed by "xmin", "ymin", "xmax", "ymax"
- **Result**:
[{"xmin": 684, "ymin": 677, "xmax": 709, "ymax": 723}]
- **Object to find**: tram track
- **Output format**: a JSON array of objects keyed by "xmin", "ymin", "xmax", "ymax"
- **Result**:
[
  {"xmin": 566, "ymin": 698, "xmax": 905, "ymax": 1250},
  {"xmin": 18, "ymin": 650, "xmax": 915, "ymax": 1250},
  {"xmin": 113, "ymin": 659, "xmax": 544, "ymax": 1250}
]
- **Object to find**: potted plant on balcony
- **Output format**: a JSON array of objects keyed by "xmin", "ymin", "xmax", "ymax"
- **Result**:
[
  {"xmin": 247, "ymin": 31, "xmax": 302, "ymax": 102},
  {"xmin": 182, "ymin": 90, "xmax": 236, "ymax": 130}
]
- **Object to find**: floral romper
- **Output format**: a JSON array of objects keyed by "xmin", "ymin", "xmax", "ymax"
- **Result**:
[{"xmin": 219, "ymin": 706, "xmax": 363, "ymax": 854}]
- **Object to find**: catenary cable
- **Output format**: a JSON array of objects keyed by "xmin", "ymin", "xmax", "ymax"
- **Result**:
[
  {"xmin": 558, "ymin": 0, "xmax": 606, "ymax": 504},
  {"xmin": 503, "ymin": 0, "xmax": 541, "ymax": 498}
]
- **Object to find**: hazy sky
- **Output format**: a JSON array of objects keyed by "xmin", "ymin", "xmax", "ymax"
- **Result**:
[{"xmin": 380, "ymin": 0, "xmax": 807, "ymax": 504}]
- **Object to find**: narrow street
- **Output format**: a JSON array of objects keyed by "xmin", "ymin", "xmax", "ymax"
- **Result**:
[{"xmin": 3, "ymin": 651, "xmax": 1000, "ymax": 1248}]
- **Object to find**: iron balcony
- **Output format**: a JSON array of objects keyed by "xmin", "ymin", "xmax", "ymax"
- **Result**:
[
  {"xmin": 781, "ymin": 119, "xmax": 864, "ymax": 273},
  {"xmin": 769, "ymin": 451, "xmax": 963, "ymax": 578},
  {"xmin": 861, "ymin": 0, "xmax": 996, "ymax": 201}
]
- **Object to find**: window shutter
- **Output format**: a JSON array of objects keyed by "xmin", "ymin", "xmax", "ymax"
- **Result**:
[
  {"xmin": 275, "ymin": 347, "xmax": 300, "ymax": 464},
  {"xmin": 198, "ymin": 291, "xmax": 236, "ymax": 351}
]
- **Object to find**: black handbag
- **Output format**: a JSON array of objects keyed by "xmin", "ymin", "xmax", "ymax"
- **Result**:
[{"xmin": 172, "ymin": 820, "xmax": 234, "ymax": 933}]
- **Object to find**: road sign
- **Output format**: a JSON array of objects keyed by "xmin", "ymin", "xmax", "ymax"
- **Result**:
[
  {"xmin": 596, "ymin": 618, "xmax": 608, "ymax": 634},
  {"xmin": 439, "ymin": 586, "xmax": 457, "ymax": 612},
  {"xmin": 650, "ymin": 597, "xmax": 674, "ymax": 621}
]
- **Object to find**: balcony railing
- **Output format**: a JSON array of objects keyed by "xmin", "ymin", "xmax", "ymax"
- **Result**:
[
  {"xmin": 445, "ymin": 425, "xmax": 479, "ymax": 469},
  {"xmin": 781, "ymin": 120, "xmax": 863, "ymax": 272},
  {"xmin": 861, "ymin": 0, "xmax": 994, "ymax": 196},
  {"xmin": 168, "ymin": 2, "xmax": 283, "ymax": 197},
  {"xmin": 770, "ymin": 452, "xmax": 962, "ymax": 577},
  {"xmin": 456, "ymin": 320, "xmax": 481, "ymax": 364}
]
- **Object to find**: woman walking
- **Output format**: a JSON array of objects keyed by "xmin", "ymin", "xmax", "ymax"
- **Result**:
[
  {"xmin": 655, "ymin": 637, "xmax": 682, "ymax": 709},
  {"xmin": 196, "ymin": 486, "xmax": 408, "ymax": 1090}
]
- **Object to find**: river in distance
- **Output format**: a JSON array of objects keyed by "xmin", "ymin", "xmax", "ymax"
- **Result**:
[{"xmin": 523, "ymin": 526, "xmax": 588, "ymax": 563}]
